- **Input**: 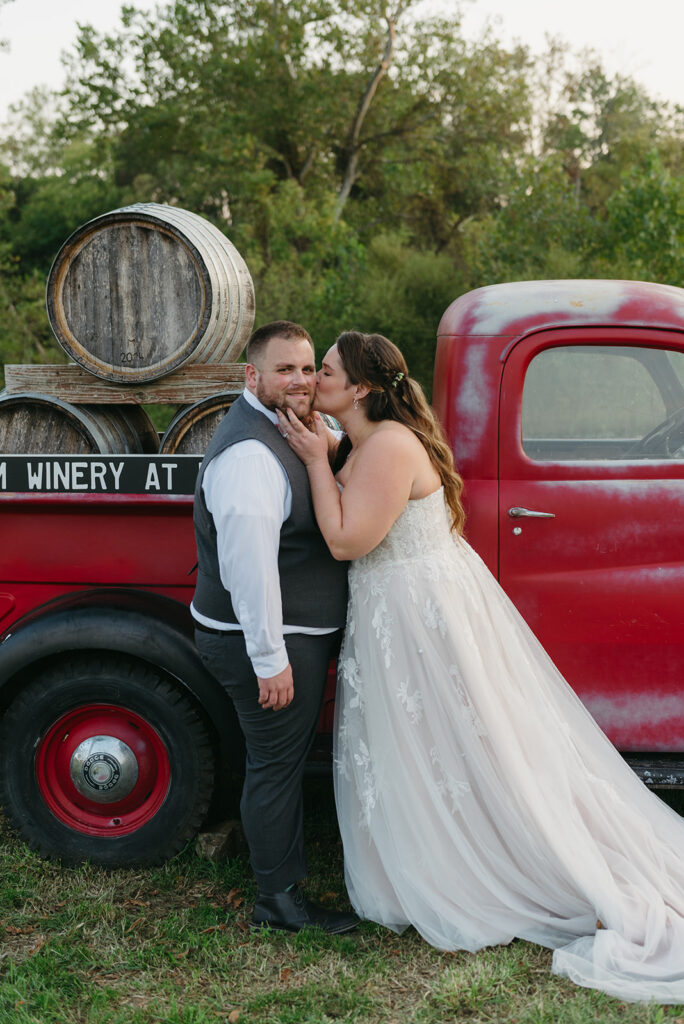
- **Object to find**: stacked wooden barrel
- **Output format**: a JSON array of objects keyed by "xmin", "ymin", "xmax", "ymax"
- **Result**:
[
  {"xmin": 1, "ymin": 203, "xmax": 253, "ymax": 455},
  {"xmin": 0, "ymin": 394, "xmax": 160, "ymax": 455},
  {"xmin": 159, "ymin": 392, "xmax": 244, "ymax": 455}
]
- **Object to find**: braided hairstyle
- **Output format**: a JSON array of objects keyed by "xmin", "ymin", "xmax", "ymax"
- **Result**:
[{"xmin": 333, "ymin": 331, "xmax": 466, "ymax": 534}]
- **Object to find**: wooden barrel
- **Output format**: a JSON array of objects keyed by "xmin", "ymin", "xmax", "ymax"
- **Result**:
[
  {"xmin": 159, "ymin": 391, "xmax": 241, "ymax": 455},
  {"xmin": 320, "ymin": 413, "xmax": 342, "ymax": 431},
  {"xmin": 0, "ymin": 393, "xmax": 159, "ymax": 454},
  {"xmin": 46, "ymin": 204, "xmax": 255, "ymax": 384}
]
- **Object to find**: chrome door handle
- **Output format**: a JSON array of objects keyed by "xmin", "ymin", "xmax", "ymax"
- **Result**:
[{"xmin": 508, "ymin": 507, "xmax": 556, "ymax": 519}]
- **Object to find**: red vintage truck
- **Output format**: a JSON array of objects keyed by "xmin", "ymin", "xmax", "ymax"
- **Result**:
[{"xmin": 1, "ymin": 278, "xmax": 683, "ymax": 867}]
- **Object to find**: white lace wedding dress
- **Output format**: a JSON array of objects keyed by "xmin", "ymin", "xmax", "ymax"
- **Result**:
[{"xmin": 334, "ymin": 487, "xmax": 684, "ymax": 1002}]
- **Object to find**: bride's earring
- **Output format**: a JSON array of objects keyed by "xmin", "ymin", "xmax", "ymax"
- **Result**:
[{"xmin": 353, "ymin": 395, "xmax": 359, "ymax": 410}]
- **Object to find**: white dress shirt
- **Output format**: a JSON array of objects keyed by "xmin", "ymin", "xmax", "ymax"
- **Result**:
[{"xmin": 191, "ymin": 389, "xmax": 336, "ymax": 678}]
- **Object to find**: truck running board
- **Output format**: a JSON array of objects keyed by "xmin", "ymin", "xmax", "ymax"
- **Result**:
[{"xmin": 624, "ymin": 756, "xmax": 684, "ymax": 789}]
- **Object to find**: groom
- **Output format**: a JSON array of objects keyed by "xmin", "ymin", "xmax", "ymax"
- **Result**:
[{"xmin": 192, "ymin": 320, "xmax": 356, "ymax": 933}]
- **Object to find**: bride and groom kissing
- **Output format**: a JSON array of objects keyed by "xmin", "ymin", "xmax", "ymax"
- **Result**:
[{"xmin": 192, "ymin": 319, "xmax": 684, "ymax": 1004}]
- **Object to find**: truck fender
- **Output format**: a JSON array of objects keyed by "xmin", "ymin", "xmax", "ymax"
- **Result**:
[{"xmin": 0, "ymin": 594, "xmax": 245, "ymax": 771}]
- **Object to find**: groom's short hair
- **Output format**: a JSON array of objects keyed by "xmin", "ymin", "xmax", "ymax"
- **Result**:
[{"xmin": 246, "ymin": 321, "xmax": 313, "ymax": 366}]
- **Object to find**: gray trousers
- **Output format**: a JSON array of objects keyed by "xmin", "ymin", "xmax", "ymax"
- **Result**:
[{"xmin": 195, "ymin": 629, "xmax": 342, "ymax": 893}]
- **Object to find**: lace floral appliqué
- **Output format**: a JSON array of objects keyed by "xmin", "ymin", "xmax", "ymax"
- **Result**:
[
  {"xmin": 397, "ymin": 678, "xmax": 423, "ymax": 724},
  {"xmin": 423, "ymin": 598, "xmax": 447, "ymax": 637},
  {"xmin": 449, "ymin": 664, "xmax": 487, "ymax": 736},
  {"xmin": 370, "ymin": 592, "xmax": 394, "ymax": 668},
  {"xmin": 339, "ymin": 656, "xmax": 365, "ymax": 710},
  {"xmin": 353, "ymin": 738, "xmax": 377, "ymax": 829},
  {"xmin": 430, "ymin": 746, "xmax": 470, "ymax": 811}
]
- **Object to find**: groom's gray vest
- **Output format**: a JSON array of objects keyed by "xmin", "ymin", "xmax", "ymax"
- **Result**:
[{"xmin": 193, "ymin": 394, "xmax": 348, "ymax": 628}]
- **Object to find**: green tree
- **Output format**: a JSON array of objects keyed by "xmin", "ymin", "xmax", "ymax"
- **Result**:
[
  {"xmin": 354, "ymin": 232, "xmax": 460, "ymax": 391},
  {"xmin": 51, "ymin": 1, "xmax": 532, "ymax": 242},
  {"xmin": 539, "ymin": 51, "xmax": 683, "ymax": 212},
  {"xmin": 38, "ymin": 0, "xmax": 533, "ymax": 367},
  {"xmin": 461, "ymin": 157, "xmax": 593, "ymax": 285},
  {"xmin": 0, "ymin": 164, "xmax": 64, "ymax": 385},
  {"xmin": 1, "ymin": 0, "xmax": 682, "ymax": 388},
  {"xmin": 593, "ymin": 151, "xmax": 684, "ymax": 284}
]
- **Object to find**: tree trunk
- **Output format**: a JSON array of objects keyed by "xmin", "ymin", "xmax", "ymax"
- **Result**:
[{"xmin": 334, "ymin": 5, "xmax": 405, "ymax": 223}]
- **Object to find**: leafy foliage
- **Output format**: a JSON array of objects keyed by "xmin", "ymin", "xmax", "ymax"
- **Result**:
[
  {"xmin": 598, "ymin": 152, "xmax": 684, "ymax": 284},
  {"xmin": 0, "ymin": 0, "xmax": 682, "ymax": 392}
]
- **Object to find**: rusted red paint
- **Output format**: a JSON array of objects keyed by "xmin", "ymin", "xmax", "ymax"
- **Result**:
[
  {"xmin": 2, "ymin": 279, "xmax": 684, "ymax": 763},
  {"xmin": 437, "ymin": 279, "xmax": 684, "ymax": 340},
  {"xmin": 435, "ymin": 280, "xmax": 684, "ymax": 751}
]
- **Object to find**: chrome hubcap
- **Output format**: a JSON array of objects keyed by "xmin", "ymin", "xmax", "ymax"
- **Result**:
[{"xmin": 69, "ymin": 735, "xmax": 139, "ymax": 803}]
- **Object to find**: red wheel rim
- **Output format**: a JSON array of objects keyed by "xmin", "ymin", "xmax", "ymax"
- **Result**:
[{"xmin": 35, "ymin": 704, "xmax": 171, "ymax": 837}]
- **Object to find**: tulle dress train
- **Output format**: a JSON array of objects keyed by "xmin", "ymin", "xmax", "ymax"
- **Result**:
[{"xmin": 333, "ymin": 487, "xmax": 684, "ymax": 1002}]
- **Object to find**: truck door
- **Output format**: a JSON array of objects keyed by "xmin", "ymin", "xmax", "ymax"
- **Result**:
[{"xmin": 498, "ymin": 327, "xmax": 684, "ymax": 750}]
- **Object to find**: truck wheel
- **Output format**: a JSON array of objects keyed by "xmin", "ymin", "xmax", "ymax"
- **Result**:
[{"xmin": 0, "ymin": 657, "xmax": 216, "ymax": 866}]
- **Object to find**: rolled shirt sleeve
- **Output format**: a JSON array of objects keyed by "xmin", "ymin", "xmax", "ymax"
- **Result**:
[{"xmin": 202, "ymin": 441, "xmax": 291, "ymax": 678}]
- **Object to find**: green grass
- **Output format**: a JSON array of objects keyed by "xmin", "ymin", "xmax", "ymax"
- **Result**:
[{"xmin": 0, "ymin": 781, "xmax": 682, "ymax": 1024}]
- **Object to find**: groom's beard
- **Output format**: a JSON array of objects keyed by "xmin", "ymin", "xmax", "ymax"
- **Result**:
[{"xmin": 255, "ymin": 380, "xmax": 315, "ymax": 422}]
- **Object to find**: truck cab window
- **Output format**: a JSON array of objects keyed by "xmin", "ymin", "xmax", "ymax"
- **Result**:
[{"xmin": 522, "ymin": 345, "xmax": 684, "ymax": 461}]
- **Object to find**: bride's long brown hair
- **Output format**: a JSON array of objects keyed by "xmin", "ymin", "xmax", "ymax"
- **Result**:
[{"xmin": 333, "ymin": 331, "xmax": 466, "ymax": 535}]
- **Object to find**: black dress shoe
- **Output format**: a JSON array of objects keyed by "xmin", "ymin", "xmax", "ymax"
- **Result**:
[{"xmin": 252, "ymin": 884, "xmax": 359, "ymax": 934}]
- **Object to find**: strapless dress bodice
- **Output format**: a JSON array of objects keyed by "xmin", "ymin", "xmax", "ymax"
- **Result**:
[{"xmin": 351, "ymin": 487, "xmax": 455, "ymax": 571}]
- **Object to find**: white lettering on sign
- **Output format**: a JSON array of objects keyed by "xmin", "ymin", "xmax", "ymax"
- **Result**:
[
  {"xmin": 162, "ymin": 463, "xmax": 176, "ymax": 489},
  {"xmin": 0, "ymin": 462, "xmax": 5, "ymax": 489},
  {"xmin": 109, "ymin": 462, "xmax": 123, "ymax": 490},
  {"xmin": 71, "ymin": 462, "xmax": 88, "ymax": 489},
  {"xmin": 90, "ymin": 462, "xmax": 107, "ymax": 489},
  {"xmin": 53, "ymin": 462, "xmax": 70, "ymax": 489},
  {"xmin": 145, "ymin": 463, "xmax": 161, "ymax": 490},
  {"xmin": 7, "ymin": 456, "xmax": 195, "ymax": 493}
]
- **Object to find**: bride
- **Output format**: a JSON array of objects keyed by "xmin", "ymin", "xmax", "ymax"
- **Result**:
[{"xmin": 277, "ymin": 330, "xmax": 684, "ymax": 1003}]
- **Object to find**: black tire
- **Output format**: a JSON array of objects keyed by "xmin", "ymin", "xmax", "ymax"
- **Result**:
[{"xmin": 0, "ymin": 656, "xmax": 216, "ymax": 866}]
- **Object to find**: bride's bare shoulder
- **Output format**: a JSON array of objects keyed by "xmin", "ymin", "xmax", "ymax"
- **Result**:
[
  {"xmin": 347, "ymin": 421, "xmax": 438, "ymax": 497},
  {"xmin": 356, "ymin": 422, "xmax": 430, "ymax": 475},
  {"xmin": 366, "ymin": 420, "xmax": 424, "ymax": 451}
]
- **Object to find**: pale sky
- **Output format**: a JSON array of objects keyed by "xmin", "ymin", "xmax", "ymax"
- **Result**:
[{"xmin": 0, "ymin": 0, "xmax": 682, "ymax": 122}]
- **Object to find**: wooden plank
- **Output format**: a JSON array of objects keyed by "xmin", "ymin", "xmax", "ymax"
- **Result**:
[{"xmin": 3, "ymin": 363, "xmax": 246, "ymax": 405}]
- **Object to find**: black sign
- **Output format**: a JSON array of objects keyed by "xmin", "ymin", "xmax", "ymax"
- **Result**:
[{"xmin": 0, "ymin": 455, "xmax": 203, "ymax": 494}]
